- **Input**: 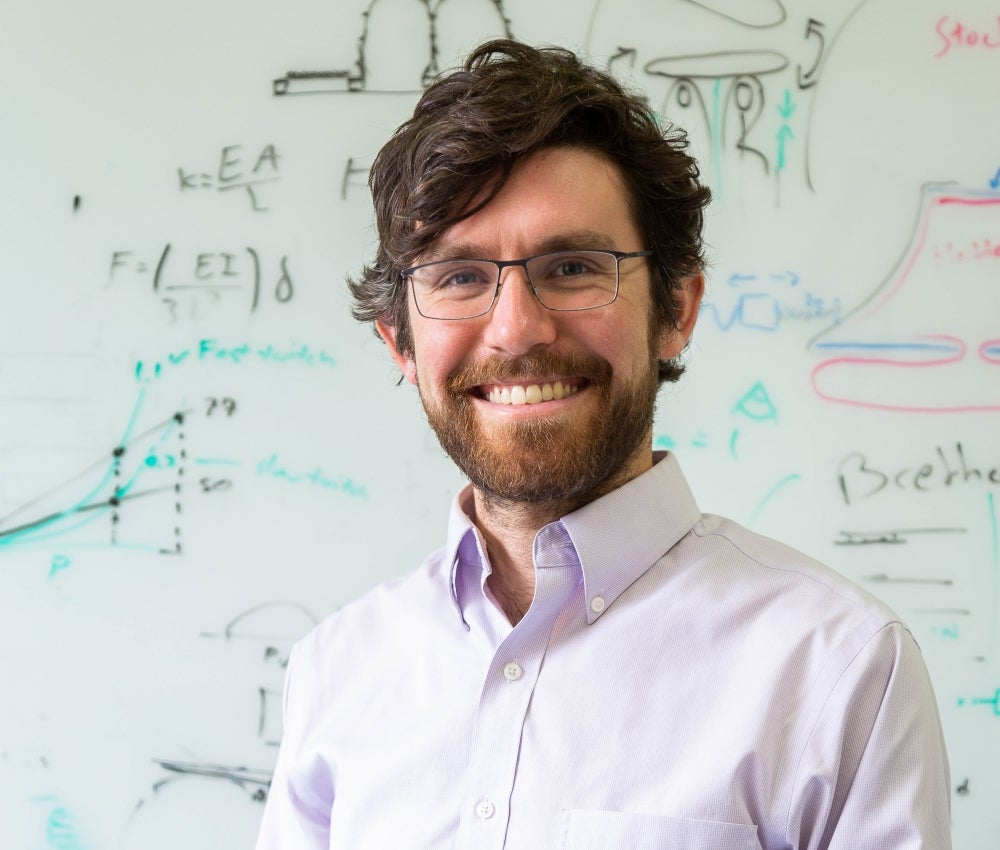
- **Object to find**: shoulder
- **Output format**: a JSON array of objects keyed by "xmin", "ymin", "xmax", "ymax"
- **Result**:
[
  {"xmin": 652, "ymin": 511, "xmax": 918, "ymax": 702},
  {"xmin": 292, "ymin": 545, "xmax": 458, "ymax": 669},
  {"xmin": 687, "ymin": 512, "xmax": 901, "ymax": 631}
]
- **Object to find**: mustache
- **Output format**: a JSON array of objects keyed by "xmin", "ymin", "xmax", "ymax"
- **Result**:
[{"xmin": 446, "ymin": 351, "xmax": 612, "ymax": 393}]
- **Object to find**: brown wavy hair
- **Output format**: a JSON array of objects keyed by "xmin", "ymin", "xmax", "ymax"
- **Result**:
[{"xmin": 348, "ymin": 39, "xmax": 711, "ymax": 383}]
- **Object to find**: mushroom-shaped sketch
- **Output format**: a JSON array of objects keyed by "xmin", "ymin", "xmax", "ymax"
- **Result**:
[{"xmin": 810, "ymin": 185, "xmax": 1000, "ymax": 413}]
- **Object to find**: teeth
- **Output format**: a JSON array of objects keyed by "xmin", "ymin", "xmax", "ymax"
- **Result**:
[{"xmin": 486, "ymin": 381, "xmax": 579, "ymax": 405}]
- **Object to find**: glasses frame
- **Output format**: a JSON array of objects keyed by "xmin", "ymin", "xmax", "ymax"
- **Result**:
[{"xmin": 401, "ymin": 249, "xmax": 653, "ymax": 320}]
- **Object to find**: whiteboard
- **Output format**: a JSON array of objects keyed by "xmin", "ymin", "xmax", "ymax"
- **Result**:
[{"xmin": 1, "ymin": 0, "xmax": 997, "ymax": 847}]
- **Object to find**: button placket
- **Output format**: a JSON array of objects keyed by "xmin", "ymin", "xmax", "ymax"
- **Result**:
[{"xmin": 456, "ymin": 523, "xmax": 582, "ymax": 847}]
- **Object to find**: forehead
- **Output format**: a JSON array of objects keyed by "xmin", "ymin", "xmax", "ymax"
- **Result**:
[{"xmin": 431, "ymin": 146, "xmax": 642, "ymax": 256}]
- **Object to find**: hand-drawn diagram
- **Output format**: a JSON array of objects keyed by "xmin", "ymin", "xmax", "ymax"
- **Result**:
[
  {"xmin": 699, "ymin": 269, "xmax": 841, "ymax": 333},
  {"xmin": 0, "ymin": 392, "xmax": 191, "ymax": 561},
  {"xmin": 118, "ymin": 602, "xmax": 319, "ymax": 849},
  {"xmin": 0, "ymin": 391, "xmax": 245, "ymax": 568},
  {"xmin": 585, "ymin": 0, "xmax": 879, "ymax": 199},
  {"xmin": 273, "ymin": 0, "xmax": 888, "ymax": 205},
  {"xmin": 810, "ymin": 186, "xmax": 1000, "ymax": 413},
  {"xmin": 680, "ymin": 0, "xmax": 787, "ymax": 28},
  {"xmin": 272, "ymin": 0, "xmax": 513, "ymax": 95}
]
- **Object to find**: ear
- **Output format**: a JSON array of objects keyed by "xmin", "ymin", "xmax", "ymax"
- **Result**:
[
  {"xmin": 376, "ymin": 319, "xmax": 418, "ymax": 385},
  {"xmin": 657, "ymin": 273, "xmax": 704, "ymax": 360}
]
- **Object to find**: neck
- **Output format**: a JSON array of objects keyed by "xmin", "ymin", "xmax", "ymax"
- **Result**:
[
  {"xmin": 470, "ymin": 493, "xmax": 567, "ymax": 625},
  {"xmin": 469, "ymin": 450, "xmax": 652, "ymax": 625}
]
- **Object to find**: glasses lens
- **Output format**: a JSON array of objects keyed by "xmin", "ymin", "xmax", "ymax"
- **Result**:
[
  {"xmin": 408, "ymin": 260, "xmax": 499, "ymax": 319},
  {"xmin": 526, "ymin": 251, "xmax": 619, "ymax": 310}
]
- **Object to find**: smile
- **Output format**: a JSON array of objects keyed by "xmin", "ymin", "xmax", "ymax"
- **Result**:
[{"xmin": 483, "ymin": 380, "xmax": 581, "ymax": 405}]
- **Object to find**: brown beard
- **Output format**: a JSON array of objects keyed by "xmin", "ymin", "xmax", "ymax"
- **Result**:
[{"xmin": 417, "ymin": 342, "xmax": 660, "ymax": 511}]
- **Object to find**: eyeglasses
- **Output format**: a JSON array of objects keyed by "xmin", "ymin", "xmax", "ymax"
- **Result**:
[{"xmin": 401, "ymin": 249, "xmax": 653, "ymax": 320}]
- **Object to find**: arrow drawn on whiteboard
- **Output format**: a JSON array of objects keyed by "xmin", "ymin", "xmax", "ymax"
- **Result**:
[{"xmin": 608, "ymin": 47, "xmax": 638, "ymax": 72}]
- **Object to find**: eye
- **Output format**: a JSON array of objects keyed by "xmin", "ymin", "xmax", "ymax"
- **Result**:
[
  {"xmin": 441, "ymin": 268, "xmax": 486, "ymax": 287},
  {"xmin": 552, "ymin": 258, "xmax": 590, "ymax": 277},
  {"xmin": 532, "ymin": 252, "xmax": 610, "ymax": 287},
  {"xmin": 429, "ymin": 262, "xmax": 494, "ymax": 290}
]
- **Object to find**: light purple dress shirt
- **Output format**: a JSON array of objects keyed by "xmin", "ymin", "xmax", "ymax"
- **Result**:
[{"xmin": 255, "ymin": 452, "xmax": 951, "ymax": 849}]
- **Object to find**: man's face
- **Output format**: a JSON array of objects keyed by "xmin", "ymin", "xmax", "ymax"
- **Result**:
[{"xmin": 378, "ymin": 146, "xmax": 702, "ymax": 507}]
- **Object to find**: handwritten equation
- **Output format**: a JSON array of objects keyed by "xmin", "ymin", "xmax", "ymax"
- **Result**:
[
  {"xmin": 177, "ymin": 143, "xmax": 281, "ymax": 212},
  {"xmin": 110, "ymin": 245, "xmax": 294, "ymax": 322}
]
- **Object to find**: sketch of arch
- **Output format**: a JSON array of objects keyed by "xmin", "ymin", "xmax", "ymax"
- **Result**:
[
  {"xmin": 200, "ymin": 599, "xmax": 319, "ymax": 667},
  {"xmin": 683, "ymin": 0, "xmax": 786, "ymax": 28},
  {"xmin": 272, "ymin": 0, "xmax": 512, "ymax": 95}
]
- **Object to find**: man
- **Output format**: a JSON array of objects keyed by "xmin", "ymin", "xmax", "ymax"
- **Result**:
[{"xmin": 256, "ymin": 40, "xmax": 951, "ymax": 849}]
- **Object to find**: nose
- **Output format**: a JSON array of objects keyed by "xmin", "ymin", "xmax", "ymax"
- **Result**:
[{"xmin": 481, "ymin": 265, "xmax": 557, "ymax": 355}]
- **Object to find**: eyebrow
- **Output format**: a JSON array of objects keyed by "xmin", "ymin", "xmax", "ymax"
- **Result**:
[{"xmin": 425, "ymin": 229, "xmax": 622, "ymax": 262}]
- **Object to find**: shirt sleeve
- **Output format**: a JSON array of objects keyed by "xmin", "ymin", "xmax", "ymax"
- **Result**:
[
  {"xmin": 787, "ymin": 621, "xmax": 952, "ymax": 849},
  {"xmin": 254, "ymin": 643, "xmax": 331, "ymax": 850}
]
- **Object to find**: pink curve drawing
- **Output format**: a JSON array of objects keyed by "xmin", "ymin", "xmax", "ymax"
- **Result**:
[{"xmin": 810, "ymin": 186, "xmax": 1000, "ymax": 413}]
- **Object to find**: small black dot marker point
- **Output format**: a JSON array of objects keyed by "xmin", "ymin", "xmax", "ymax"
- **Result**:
[{"xmin": 73, "ymin": 195, "xmax": 81, "ymax": 212}]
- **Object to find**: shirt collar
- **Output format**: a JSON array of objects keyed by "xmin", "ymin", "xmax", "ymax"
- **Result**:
[
  {"xmin": 443, "ymin": 487, "xmax": 482, "ymax": 625},
  {"xmin": 561, "ymin": 451, "xmax": 702, "ymax": 624},
  {"xmin": 441, "ymin": 451, "xmax": 702, "ymax": 625}
]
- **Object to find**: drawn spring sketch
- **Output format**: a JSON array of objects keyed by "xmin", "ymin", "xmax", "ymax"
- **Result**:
[
  {"xmin": 272, "ymin": 0, "xmax": 512, "ymax": 95},
  {"xmin": 810, "ymin": 186, "xmax": 1000, "ymax": 413}
]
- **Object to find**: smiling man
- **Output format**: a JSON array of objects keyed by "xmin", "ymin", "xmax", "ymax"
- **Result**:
[{"xmin": 255, "ymin": 41, "xmax": 951, "ymax": 849}]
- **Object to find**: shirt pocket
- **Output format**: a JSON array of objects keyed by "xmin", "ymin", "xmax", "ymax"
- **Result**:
[{"xmin": 558, "ymin": 809, "xmax": 762, "ymax": 850}]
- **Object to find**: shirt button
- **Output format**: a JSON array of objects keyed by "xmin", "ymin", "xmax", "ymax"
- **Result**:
[
  {"xmin": 503, "ymin": 661, "xmax": 523, "ymax": 681},
  {"xmin": 590, "ymin": 596, "xmax": 606, "ymax": 613},
  {"xmin": 475, "ymin": 799, "xmax": 495, "ymax": 820}
]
